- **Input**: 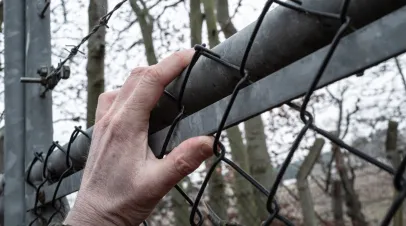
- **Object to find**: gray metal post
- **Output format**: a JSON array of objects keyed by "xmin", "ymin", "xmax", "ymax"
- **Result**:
[
  {"xmin": 3, "ymin": 0, "xmax": 26, "ymax": 225},
  {"xmin": 24, "ymin": 0, "xmax": 69, "ymax": 224}
]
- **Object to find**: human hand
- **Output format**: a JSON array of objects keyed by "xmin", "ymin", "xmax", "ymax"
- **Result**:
[{"xmin": 64, "ymin": 49, "xmax": 214, "ymax": 226}]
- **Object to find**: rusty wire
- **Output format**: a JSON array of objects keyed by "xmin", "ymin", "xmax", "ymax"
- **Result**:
[{"xmin": 25, "ymin": 0, "xmax": 406, "ymax": 225}]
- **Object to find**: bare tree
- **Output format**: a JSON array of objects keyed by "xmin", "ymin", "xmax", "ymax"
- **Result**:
[
  {"xmin": 202, "ymin": 0, "xmax": 219, "ymax": 47},
  {"xmin": 200, "ymin": 0, "xmax": 228, "ymax": 218},
  {"xmin": 296, "ymin": 138, "xmax": 325, "ymax": 226},
  {"xmin": 189, "ymin": 0, "xmax": 203, "ymax": 47},
  {"xmin": 129, "ymin": 0, "xmax": 157, "ymax": 65},
  {"xmin": 245, "ymin": 116, "xmax": 276, "ymax": 221},
  {"xmin": 385, "ymin": 120, "xmax": 403, "ymax": 226},
  {"xmin": 86, "ymin": 0, "xmax": 107, "ymax": 127},
  {"xmin": 216, "ymin": 0, "xmax": 237, "ymax": 38},
  {"xmin": 332, "ymin": 180, "xmax": 345, "ymax": 226},
  {"xmin": 227, "ymin": 126, "xmax": 260, "ymax": 225},
  {"xmin": 333, "ymin": 144, "xmax": 368, "ymax": 226},
  {"xmin": 395, "ymin": 57, "xmax": 406, "ymax": 93},
  {"xmin": 323, "ymin": 84, "xmax": 367, "ymax": 226},
  {"xmin": 214, "ymin": 1, "xmax": 261, "ymax": 223}
]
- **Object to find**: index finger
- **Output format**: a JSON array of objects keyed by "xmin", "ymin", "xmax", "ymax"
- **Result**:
[
  {"xmin": 151, "ymin": 48, "xmax": 195, "ymax": 86},
  {"xmin": 119, "ymin": 49, "xmax": 195, "ymax": 126}
]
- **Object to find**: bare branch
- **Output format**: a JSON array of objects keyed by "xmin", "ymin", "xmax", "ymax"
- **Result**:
[
  {"xmin": 138, "ymin": 0, "xmax": 148, "ymax": 9},
  {"xmin": 340, "ymin": 98, "xmax": 360, "ymax": 139},
  {"xmin": 0, "ymin": 1, "xmax": 3, "ymax": 33},
  {"xmin": 230, "ymin": 0, "xmax": 243, "ymax": 21},
  {"xmin": 189, "ymin": 0, "xmax": 203, "ymax": 46},
  {"xmin": 156, "ymin": 0, "xmax": 184, "ymax": 21},
  {"xmin": 309, "ymin": 174, "xmax": 329, "ymax": 195},
  {"xmin": 148, "ymin": 0, "xmax": 162, "ymax": 10},
  {"xmin": 202, "ymin": 201, "xmax": 242, "ymax": 226},
  {"xmin": 324, "ymin": 151, "xmax": 336, "ymax": 192},
  {"xmin": 127, "ymin": 39, "xmax": 144, "ymax": 50},
  {"xmin": 281, "ymin": 183, "xmax": 328, "ymax": 225},
  {"xmin": 0, "ymin": 110, "xmax": 4, "ymax": 124},
  {"xmin": 395, "ymin": 57, "xmax": 406, "ymax": 93},
  {"xmin": 53, "ymin": 116, "xmax": 83, "ymax": 124},
  {"xmin": 325, "ymin": 86, "xmax": 340, "ymax": 104},
  {"xmin": 129, "ymin": 0, "xmax": 157, "ymax": 65},
  {"xmin": 61, "ymin": 0, "xmax": 68, "ymax": 23},
  {"xmin": 217, "ymin": 0, "xmax": 238, "ymax": 38},
  {"xmin": 117, "ymin": 18, "xmax": 139, "ymax": 37}
]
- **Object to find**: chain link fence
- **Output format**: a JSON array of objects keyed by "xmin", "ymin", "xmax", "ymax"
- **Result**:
[{"xmin": 3, "ymin": 0, "xmax": 406, "ymax": 225}]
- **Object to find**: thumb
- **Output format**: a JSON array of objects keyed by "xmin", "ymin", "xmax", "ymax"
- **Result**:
[{"xmin": 156, "ymin": 136, "xmax": 214, "ymax": 190}]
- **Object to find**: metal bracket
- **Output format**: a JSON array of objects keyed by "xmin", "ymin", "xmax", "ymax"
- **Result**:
[{"xmin": 20, "ymin": 65, "xmax": 70, "ymax": 97}]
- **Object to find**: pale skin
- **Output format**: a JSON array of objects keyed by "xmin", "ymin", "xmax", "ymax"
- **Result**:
[{"xmin": 64, "ymin": 49, "xmax": 214, "ymax": 226}]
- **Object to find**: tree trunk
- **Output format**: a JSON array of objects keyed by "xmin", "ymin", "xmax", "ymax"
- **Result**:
[
  {"xmin": 170, "ymin": 178, "xmax": 191, "ymax": 226},
  {"xmin": 216, "ymin": 0, "xmax": 237, "ymax": 39},
  {"xmin": 202, "ymin": 0, "xmax": 220, "ymax": 47},
  {"xmin": 190, "ymin": 0, "xmax": 203, "ymax": 46},
  {"xmin": 86, "ymin": 0, "xmax": 107, "ymax": 128},
  {"xmin": 386, "ymin": 120, "xmax": 403, "ymax": 226},
  {"xmin": 332, "ymin": 180, "xmax": 345, "ymax": 226},
  {"xmin": 296, "ymin": 138, "xmax": 325, "ymax": 226},
  {"xmin": 129, "ymin": 0, "xmax": 157, "ymax": 65},
  {"xmin": 206, "ymin": 156, "xmax": 227, "ymax": 220},
  {"xmin": 245, "ymin": 116, "xmax": 275, "ymax": 221},
  {"xmin": 201, "ymin": 0, "xmax": 227, "ymax": 219},
  {"xmin": 334, "ymin": 145, "xmax": 368, "ymax": 226},
  {"xmin": 227, "ymin": 126, "xmax": 260, "ymax": 225},
  {"xmin": 215, "ymin": 2, "xmax": 259, "ymax": 224}
]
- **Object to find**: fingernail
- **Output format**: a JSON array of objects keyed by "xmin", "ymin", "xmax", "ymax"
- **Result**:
[{"xmin": 199, "ymin": 136, "xmax": 214, "ymax": 157}]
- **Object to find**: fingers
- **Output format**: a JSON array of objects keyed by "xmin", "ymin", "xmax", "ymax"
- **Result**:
[
  {"xmin": 95, "ymin": 90, "xmax": 120, "ymax": 123},
  {"xmin": 118, "ymin": 49, "xmax": 195, "ymax": 125},
  {"xmin": 153, "ymin": 136, "xmax": 214, "ymax": 192},
  {"xmin": 151, "ymin": 49, "xmax": 196, "ymax": 86}
]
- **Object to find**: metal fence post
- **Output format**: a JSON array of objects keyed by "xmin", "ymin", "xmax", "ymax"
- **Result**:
[
  {"xmin": 24, "ymin": 0, "xmax": 70, "ymax": 224},
  {"xmin": 3, "ymin": 0, "xmax": 26, "ymax": 225}
]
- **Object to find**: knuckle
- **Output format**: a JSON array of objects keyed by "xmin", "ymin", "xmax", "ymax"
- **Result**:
[
  {"xmin": 97, "ymin": 92, "xmax": 108, "ymax": 104},
  {"xmin": 141, "ymin": 67, "xmax": 161, "ymax": 86},
  {"xmin": 108, "ymin": 115, "xmax": 127, "ymax": 137},
  {"xmin": 174, "ymin": 155, "xmax": 195, "ymax": 176},
  {"xmin": 130, "ymin": 66, "xmax": 149, "ymax": 77},
  {"xmin": 97, "ymin": 92, "xmax": 114, "ymax": 105},
  {"xmin": 94, "ymin": 114, "xmax": 111, "ymax": 132}
]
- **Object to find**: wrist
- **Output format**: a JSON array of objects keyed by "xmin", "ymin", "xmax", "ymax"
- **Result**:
[
  {"xmin": 64, "ymin": 197, "xmax": 121, "ymax": 226},
  {"xmin": 64, "ymin": 205, "xmax": 113, "ymax": 226},
  {"xmin": 64, "ymin": 192, "xmax": 144, "ymax": 226}
]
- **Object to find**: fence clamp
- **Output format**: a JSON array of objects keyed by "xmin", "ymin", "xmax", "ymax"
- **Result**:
[{"xmin": 20, "ymin": 65, "xmax": 71, "ymax": 97}]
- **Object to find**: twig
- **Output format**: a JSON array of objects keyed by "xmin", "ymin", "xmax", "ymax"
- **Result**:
[
  {"xmin": 324, "ymin": 150, "xmax": 337, "ymax": 192},
  {"xmin": 53, "ymin": 116, "xmax": 83, "ymax": 124},
  {"xmin": 61, "ymin": 0, "xmax": 68, "ymax": 23},
  {"xmin": 202, "ymin": 201, "xmax": 242, "ymax": 226},
  {"xmin": 395, "ymin": 57, "xmax": 406, "ymax": 93},
  {"xmin": 156, "ymin": 0, "xmax": 184, "ymax": 21},
  {"xmin": 281, "ymin": 183, "xmax": 329, "ymax": 225},
  {"xmin": 0, "ymin": 110, "xmax": 4, "ymax": 123},
  {"xmin": 219, "ymin": 0, "xmax": 243, "ymax": 34}
]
